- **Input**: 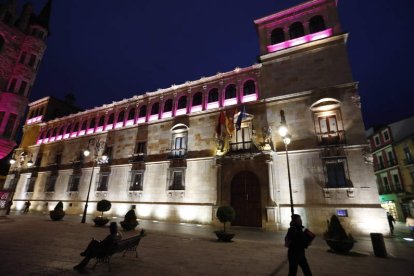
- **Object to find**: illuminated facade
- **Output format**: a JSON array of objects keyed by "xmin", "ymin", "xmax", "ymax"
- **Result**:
[
  {"xmin": 0, "ymin": 0, "xmax": 51, "ymax": 160},
  {"xmin": 7, "ymin": 0, "xmax": 388, "ymax": 234},
  {"xmin": 367, "ymin": 116, "xmax": 414, "ymax": 221}
]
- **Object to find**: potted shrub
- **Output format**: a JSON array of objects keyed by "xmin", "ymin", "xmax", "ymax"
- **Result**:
[
  {"xmin": 323, "ymin": 214, "xmax": 356, "ymax": 254},
  {"xmin": 120, "ymin": 209, "xmax": 139, "ymax": 231},
  {"xmin": 214, "ymin": 205, "xmax": 236, "ymax": 242},
  {"xmin": 93, "ymin": 199, "xmax": 111, "ymax": 227},
  {"xmin": 49, "ymin": 201, "xmax": 65, "ymax": 221}
]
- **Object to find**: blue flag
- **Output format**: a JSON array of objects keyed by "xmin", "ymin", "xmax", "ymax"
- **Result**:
[{"xmin": 235, "ymin": 106, "xmax": 246, "ymax": 130}]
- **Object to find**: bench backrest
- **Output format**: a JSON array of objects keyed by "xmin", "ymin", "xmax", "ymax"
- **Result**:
[{"xmin": 115, "ymin": 235, "xmax": 142, "ymax": 252}]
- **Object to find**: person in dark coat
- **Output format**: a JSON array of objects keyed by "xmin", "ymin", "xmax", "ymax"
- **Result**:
[
  {"xmin": 387, "ymin": 212, "xmax": 396, "ymax": 235},
  {"xmin": 23, "ymin": 201, "xmax": 30, "ymax": 214},
  {"xmin": 74, "ymin": 222, "xmax": 122, "ymax": 271},
  {"xmin": 285, "ymin": 214, "xmax": 313, "ymax": 276}
]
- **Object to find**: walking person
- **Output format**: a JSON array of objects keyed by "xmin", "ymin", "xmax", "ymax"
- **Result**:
[
  {"xmin": 73, "ymin": 222, "xmax": 122, "ymax": 271},
  {"xmin": 23, "ymin": 201, "xmax": 31, "ymax": 214},
  {"xmin": 6, "ymin": 200, "xmax": 12, "ymax": 215},
  {"xmin": 285, "ymin": 214, "xmax": 313, "ymax": 276},
  {"xmin": 387, "ymin": 212, "xmax": 396, "ymax": 235}
]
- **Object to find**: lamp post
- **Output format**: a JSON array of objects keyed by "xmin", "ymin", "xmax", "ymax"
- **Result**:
[
  {"xmin": 278, "ymin": 110, "xmax": 294, "ymax": 217},
  {"xmin": 81, "ymin": 138, "xmax": 107, "ymax": 223},
  {"xmin": 8, "ymin": 151, "xmax": 33, "ymax": 202}
]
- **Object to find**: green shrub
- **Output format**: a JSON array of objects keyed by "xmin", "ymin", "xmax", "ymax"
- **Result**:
[
  {"xmin": 216, "ymin": 205, "xmax": 235, "ymax": 233},
  {"xmin": 96, "ymin": 199, "xmax": 111, "ymax": 217}
]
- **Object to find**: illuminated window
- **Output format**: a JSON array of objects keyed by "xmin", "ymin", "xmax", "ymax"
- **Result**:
[
  {"xmin": 270, "ymin": 28, "xmax": 285, "ymax": 44},
  {"xmin": 208, "ymin": 88, "xmax": 219, "ymax": 103},
  {"xmin": 164, "ymin": 99, "xmax": 173, "ymax": 112},
  {"xmin": 45, "ymin": 175, "xmax": 57, "ymax": 192},
  {"xmin": 170, "ymin": 124, "xmax": 188, "ymax": 158},
  {"xmin": 129, "ymin": 171, "xmax": 144, "ymax": 191},
  {"xmin": 192, "ymin": 92, "xmax": 202, "ymax": 106},
  {"xmin": 96, "ymin": 173, "xmax": 110, "ymax": 191},
  {"xmin": 168, "ymin": 169, "xmax": 185, "ymax": 190},
  {"xmin": 67, "ymin": 175, "xmax": 80, "ymax": 192},
  {"xmin": 309, "ymin": 15, "xmax": 326, "ymax": 33},
  {"xmin": 289, "ymin": 22, "xmax": 304, "ymax": 39}
]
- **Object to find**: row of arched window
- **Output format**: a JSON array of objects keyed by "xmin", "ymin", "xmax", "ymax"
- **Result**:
[
  {"xmin": 37, "ymin": 79, "xmax": 258, "ymax": 144},
  {"xmin": 270, "ymin": 15, "xmax": 326, "ymax": 45}
]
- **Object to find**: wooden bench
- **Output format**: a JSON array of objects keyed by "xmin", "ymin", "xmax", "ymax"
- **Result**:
[{"xmin": 93, "ymin": 231, "xmax": 145, "ymax": 271}]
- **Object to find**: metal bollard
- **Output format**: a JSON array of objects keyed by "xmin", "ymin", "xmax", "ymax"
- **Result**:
[{"xmin": 370, "ymin": 233, "xmax": 387, "ymax": 257}]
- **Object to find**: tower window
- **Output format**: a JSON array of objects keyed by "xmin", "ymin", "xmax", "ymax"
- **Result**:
[
  {"xmin": 108, "ymin": 113, "xmax": 114, "ymax": 124},
  {"xmin": 3, "ymin": 113, "xmax": 17, "ymax": 139},
  {"xmin": 208, "ymin": 88, "xmax": 219, "ymax": 103},
  {"xmin": 151, "ymin": 102, "xmax": 159, "ymax": 115},
  {"xmin": 309, "ymin": 15, "xmax": 326, "ymax": 34},
  {"xmin": 225, "ymin": 84, "xmax": 237, "ymax": 99},
  {"xmin": 19, "ymin": 52, "xmax": 27, "ymax": 64},
  {"xmin": 139, "ymin": 105, "xmax": 147, "ymax": 118},
  {"xmin": 192, "ymin": 92, "xmax": 202, "ymax": 106},
  {"xmin": 89, "ymin": 118, "xmax": 96, "ymax": 129},
  {"xmin": 243, "ymin": 80, "xmax": 255, "ymax": 96},
  {"xmin": 128, "ymin": 108, "xmax": 135, "ymax": 120},
  {"xmin": 0, "ymin": 35, "xmax": 4, "ymax": 51},
  {"xmin": 28, "ymin": 54, "xmax": 37, "ymax": 67},
  {"xmin": 270, "ymin": 28, "xmax": 285, "ymax": 44},
  {"xmin": 289, "ymin": 22, "xmax": 305, "ymax": 39},
  {"xmin": 19, "ymin": 81, "xmax": 28, "ymax": 95},
  {"xmin": 177, "ymin": 96, "xmax": 187, "ymax": 110},
  {"xmin": 98, "ymin": 115, "xmax": 105, "ymax": 127},
  {"xmin": 117, "ymin": 111, "xmax": 125, "ymax": 123},
  {"xmin": 8, "ymin": 79, "xmax": 17, "ymax": 93}
]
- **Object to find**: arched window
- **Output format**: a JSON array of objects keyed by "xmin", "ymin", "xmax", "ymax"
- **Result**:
[
  {"xmin": 151, "ymin": 102, "xmax": 159, "ymax": 115},
  {"xmin": 108, "ymin": 113, "xmax": 114, "ymax": 124},
  {"xmin": 127, "ymin": 108, "xmax": 135, "ymax": 120},
  {"xmin": 117, "ymin": 111, "xmax": 125, "ymax": 123},
  {"xmin": 289, "ymin": 22, "xmax": 305, "ymax": 39},
  {"xmin": 243, "ymin": 80, "xmax": 255, "ymax": 96},
  {"xmin": 81, "ymin": 121, "xmax": 87, "ymax": 131},
  {"xmin": 177, "ymin": 96, "xmax": 187, "ymax": 110},
  {"xmin": 271, "ymin": 28, "xmax": 285, "ymax": 44},
  {"xmin": 98, "ymin": 115, "xmax": 105, "ymax": 127},
  {"xmin": 192, "ymin": 92, "xmax": 202, "ymax": 106},
  {"xmin": 139, "ymin": 105, "xmax": 147, "ymax": 117},
  {"xmin": 58, "ymin": 126, "xmax": 64, "ymax": 136},
  {"xmin": 0, "ymin": 35, "xmax": 4, "ymax": 51},
  {"xmin": 65, "ymin": 124, "xmax": 72, "ymax": 134},
  {"xmin": 52, "ymin": 127, "xmax": 58, "ymax": 137},
  {"xmin": 225, "ymin": 84, "xmax": 236, "ymax": 99},
  {"xmin": 208, "ymin": 88, "xmax": 219, "ymax": 103},
  {"xmin": 73, "ymin": 122, "xmax": 79, "ymax": 132},
  {"xmin": 89, "ymin": 118, "xmax": 96, "ymax": 129},
  {"xmin": 309, "ymin": 15, "xmax": 325, "ymax": 33},
  {"xmin": 164, "ymin": 99, "xmax": 173, "ymax": 112}
]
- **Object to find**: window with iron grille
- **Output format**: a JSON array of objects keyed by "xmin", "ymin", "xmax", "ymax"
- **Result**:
[
  {"xmin": 96, "ymin": 173, "xmax": 110, "ymax": 191},
  {"xmin": 325, "ymin": 160, "xmax": 348, "ymax": 188},
  {"xmin": 67, "ymin": 175, "xmax": 80, "ymax": 192},
  {"xmin": 129, "ymin": 171, "xmax": 144, "ymax": 191},
  {"xmin": 26, "ymin": 177, "xmax": 36, "ymax": 193},
  {"xmin": 45, "ymin": 175, "xmax": 57, "ymax": 192},
  {"xmin": 168, "ymin": 169, "xmax": 185, "ymax": 190}
]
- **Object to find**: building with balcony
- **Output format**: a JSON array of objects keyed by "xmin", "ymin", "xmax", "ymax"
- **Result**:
[
  {"xmin": 367, "ymin": 116, "xmax": 414, "ymax": 220},
  {"xmin": 5, "ymin": 0, "xmax": 388, "ymax": 234}
]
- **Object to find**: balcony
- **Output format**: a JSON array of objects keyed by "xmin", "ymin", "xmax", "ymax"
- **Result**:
[
  {"xmin": 316, "ymin": 131, "xmax": 346, "ymax": 146},
  {"xmin": 404, "ymin": 158, "xmax": 414, "ymax": 166},
  {"xmin": 168, "ymin": 148, "xmax": 187, "ymax": 159},
  {"xmin": 129, "ymin": 154, "xmax": 145, "ymax": 163},
  {"xmin": 228, "ymin": 141, "xmax": 257, "ymax": 154},
  {"xmin": 374, "ymin": 159, "xmax": 398, "ymax": 171}
]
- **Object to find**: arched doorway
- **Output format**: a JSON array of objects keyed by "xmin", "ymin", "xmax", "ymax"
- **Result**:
[{"xmin": 230, "ymin": 171, "xmax": 262, "ymax": 227}]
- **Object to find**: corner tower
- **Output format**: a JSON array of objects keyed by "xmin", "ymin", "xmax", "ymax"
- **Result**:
[{"xmin": 0, "ymin": 0, "xmax": 52, "ymax": 159}]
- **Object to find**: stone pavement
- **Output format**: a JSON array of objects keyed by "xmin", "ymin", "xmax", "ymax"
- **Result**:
[{"xmin": 0, "ymin": 213, "xmax": 413, "ymax": 275}]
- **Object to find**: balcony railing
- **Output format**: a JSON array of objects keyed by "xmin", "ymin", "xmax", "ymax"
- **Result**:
[
  {"xmin": 229, "ymin": 141, "xmax": 254, "ymax": 153},
  {"xmin": 168, "ymin": 148, "xmax": 187, "ymax": 159},
  {"xmin": 316, "ymin": 131, "xmax": 346, "ymax": 146},
  {"xmin": 404, "ymin": 158, "xmax": 414, "ymax": 166}
]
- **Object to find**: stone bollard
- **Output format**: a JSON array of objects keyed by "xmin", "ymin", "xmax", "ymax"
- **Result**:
[{"xmin": 370, "ymin": 233, "xmax": 387, "ymax": 257}]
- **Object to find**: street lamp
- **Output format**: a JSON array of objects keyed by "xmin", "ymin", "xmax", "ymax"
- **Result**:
[
  {"xmin": 278, "ymin": 110, "xmax": 294, "ymax": 216},
  {"xmin": 81, "ymin": 138, "xmax": 108, "ymax": 223},
  {"xmin": 8, "ymin": 151, "xmax": 33, "ymax": 202}
]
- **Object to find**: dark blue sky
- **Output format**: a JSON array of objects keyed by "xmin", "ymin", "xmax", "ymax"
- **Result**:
[{"xmin": 27, "ymin": 0, "xmax": 414, "ymax": 128}]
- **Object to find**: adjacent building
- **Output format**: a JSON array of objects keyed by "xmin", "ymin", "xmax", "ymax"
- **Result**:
[
  {"xmin": 367, "ymin": 116, "xmax": 414, "ymax": 221},
  {"xmin": 0, "ymin": 0, "xmax": 51, "ymax": 160},
  {"xmin": 6, "ymin": 0, "xmax": 388, "ymax": 234}
]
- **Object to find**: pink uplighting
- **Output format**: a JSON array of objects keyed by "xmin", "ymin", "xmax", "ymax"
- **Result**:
[
  {"xmin": 223, "ymin": 98, "xmax": 237, "ymax": 106},
  {"xmin": 70, "ymin": 132, "xmax": 78, "ymax": 138},
  {"xmin": 175, "ymin": 109, "xmax": 186, "ymax": 116},
  {"xmin": 125, "ymin": 119, "xmax": 134, "ymax": 126},
  {"xmin": 105, "ymin": 124, "xmax": 113, "ymax": 130},
  {"xmin": 115, "ymin": 122, "xmax": 123, "ymax": 129},
  {"xmin": 267, "ymin": 28, "xmax": 333, "ymax": 53},
  {"xmin": 86, "ymin": 128, "xmax": 94, "ymax": 134},
  {"xmin": 242, "ymin": 94, "xmax": 257, "ymax": 103},
  {"xmin": 49, "ymin": 137, "xmax": 56, "ymax": 142},
  {"xmin": 207, "ymin": 102, "xmax": 219, "ymax": 110},
  {"xmin": 63, "ymin": 133, "xmax": 70, "ymax": 139},
  {"xmin": 137, "ymin": 117, "xmax": 146, "ymax": 123},
  {"xmin": 37, "ymin": 139, "xmax": 43, "ymax": 145},
  {"xmin": 149, "ymin": 114, "xmax": 158, "ymax": 122},
  {"xmin": 96, "ymin": 126, "xmax": 103, "ymax": 132},
  {"xmin": 162, "ymin": 111, "xmax": 172, "ymax": 119},
  {"xmin": 56, "ymin": 135, "xmax": 62, "ymax": 141},
  {"xmin": 190, "ymin": 105, "xmax": 202, "ymax": 113},
  {"xmin": 78, "ymin": 130, "xmax": 86, "ymax": 136},
  {"xmin": 26, "ymin": 115, "xmax": 43, "ymax": 125}
]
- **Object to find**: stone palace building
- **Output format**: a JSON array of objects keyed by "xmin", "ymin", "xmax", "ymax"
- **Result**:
[{"xmin": 6, "ymin": 0, "xmax": 388, "ymax": 234}]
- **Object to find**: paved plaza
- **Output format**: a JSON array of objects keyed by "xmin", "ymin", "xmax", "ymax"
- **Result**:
[{"xmin": 0, "ymin": 213, "xmax": 413, "ymax": 275}]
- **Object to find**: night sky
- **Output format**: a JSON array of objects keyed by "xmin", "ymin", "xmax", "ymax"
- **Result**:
[{"xmin": 26, "ymin": 0, "xmax": 414, "ymax": 129}]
